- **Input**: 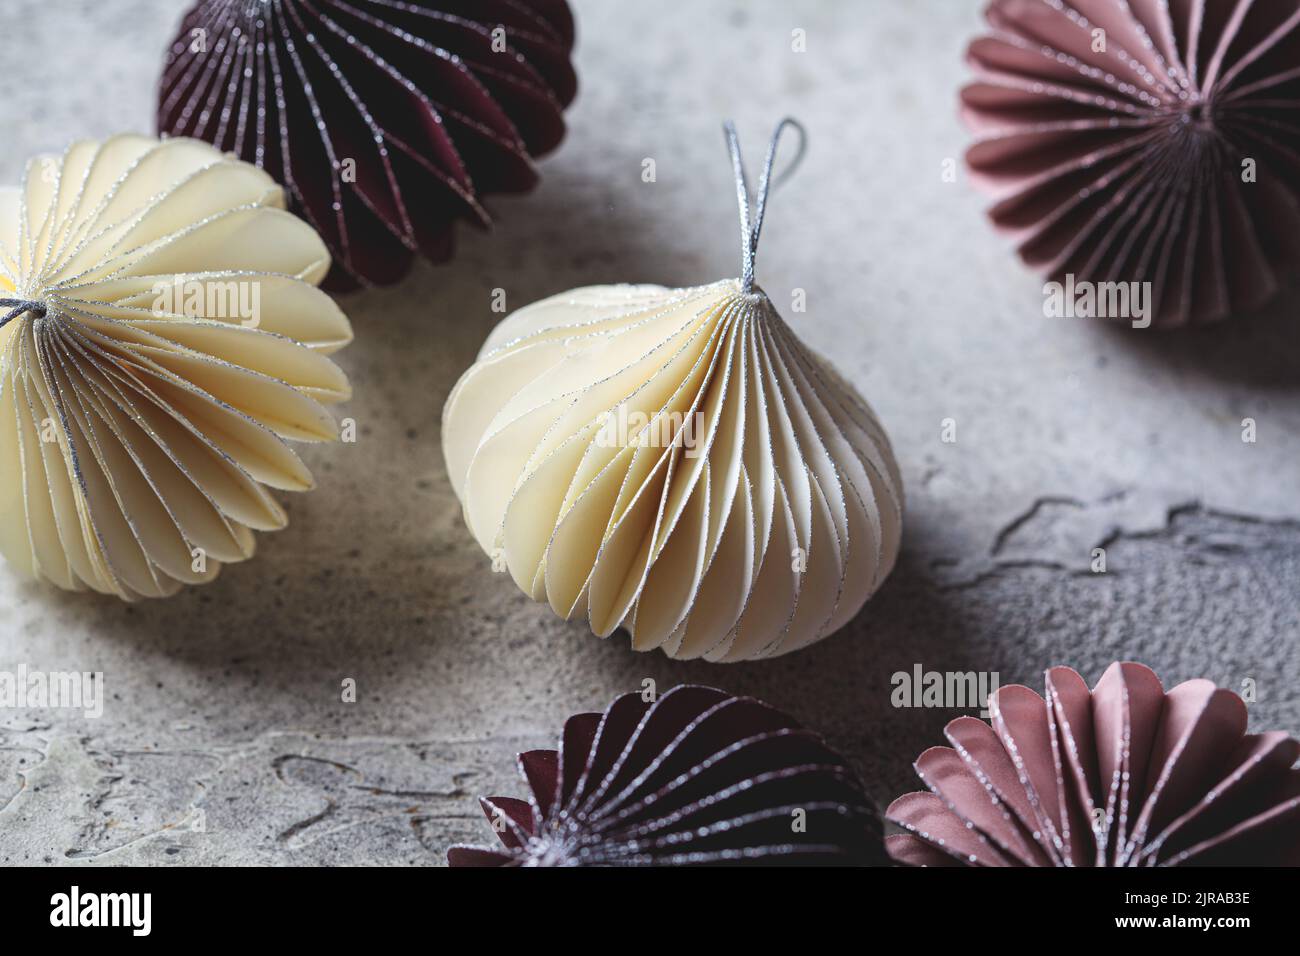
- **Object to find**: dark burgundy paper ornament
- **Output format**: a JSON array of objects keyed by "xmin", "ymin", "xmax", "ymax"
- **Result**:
[
  {"xmin": 887, "ymin": 662, "xmax": 1300, "ymax": 867},
  {"xmin": 157, "ymin": 0, "xmax": 577, "ymax": 289},
  {"xmin": 963, "ymin": 0, "xmax": 1300, "ymax": 328},
  {"xmin": 448, "ymin": 685, "xmax": 886, "ymax": 866}
]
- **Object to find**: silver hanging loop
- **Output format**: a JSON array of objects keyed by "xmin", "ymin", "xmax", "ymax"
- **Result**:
[{"xmin": 722, "ymin": 118, "xmax": 807, "ymax": 294}]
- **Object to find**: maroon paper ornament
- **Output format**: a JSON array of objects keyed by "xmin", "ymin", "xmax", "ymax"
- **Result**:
[
  {"xmin": 448, "ymin": 685, "xmax": 885, "ymax": 866},
  {"xmin": 963, "ymin": 0, "xmax": 1300, "ymax": 328},
  {"xmin": 887, "ymin": 662, "xmax": 1300, "ymax": 867},
  {"xmin": 157, "ymin": 0, "xmax": 577, "ymax": 289}
]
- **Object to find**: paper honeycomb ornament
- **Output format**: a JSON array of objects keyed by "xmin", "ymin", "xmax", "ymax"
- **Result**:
[
  {"xmin": 443, "ymin": 121, "xmax": 903, "ymax": 661},
  {"xmin": 964, "ymin": 0, "xmax": 1300, "ymax": 327},
  {"xmin": 0, "ymin": 135, "xmax": 351, "ymax": 599},
  {"xmin": 448, "ymin": 684, "xmax": 886, "ymax": 866},
  {"xmin": 888, "ymin": 662, "xmax": 1300, "ymax": 867},
  {"xmin": 157, "ymin": 0, "xmax": 578, "ymax": 288}
]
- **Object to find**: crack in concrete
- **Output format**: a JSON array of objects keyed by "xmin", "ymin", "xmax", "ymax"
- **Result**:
[
  {"xmin": 938, "ymin": 494, "xmax": 1300, "ymax": 590},
  {"xmin": 990, "ymin": 496, "xmax": 1084, "ymax": 556},
  {"xmin": 270, "ymin": 754, "xmax": 474, "ymax": 849}
]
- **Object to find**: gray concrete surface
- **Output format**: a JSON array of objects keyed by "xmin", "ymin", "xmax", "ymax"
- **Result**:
[{"xmin": 1, "ymin": 0, "xmax": 1297, "ymax": 865}]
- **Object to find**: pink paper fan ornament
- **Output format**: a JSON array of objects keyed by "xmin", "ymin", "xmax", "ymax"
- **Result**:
[
  {"xmin": 887, "ymin": 662, "xmax": 1300, "ymax": 866},
  {"xmin": 963, "ymin": 0, "xmax": 1300, "ymax": 328},
  {"xmin": 448, "ymin": 685, "xmax": 886, "ymax": 866},
  {"xmin": 157, "ymin": 0, "xmax": 577, "ymax": 289}
]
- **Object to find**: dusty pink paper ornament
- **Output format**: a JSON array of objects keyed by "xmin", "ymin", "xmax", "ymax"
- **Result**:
[
  {"xmin": 887, "ymin": 662, "xmax": 1300, "ymax": 866},
  {"xmin": 157, "ymin": 0, "xmax": 577, "ymax": 289},
  {"xmin": 448, "ymin": 685, "xmax": 885, "ymax": 866},
  {"xmin": 963, "ymin": 0, "xmax": 1300, "ymax": 327}
]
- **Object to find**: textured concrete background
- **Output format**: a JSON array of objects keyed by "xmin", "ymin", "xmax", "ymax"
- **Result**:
[{"xmin": 1, "ymin": 0, "xmax": 1297, "ymax": 865}]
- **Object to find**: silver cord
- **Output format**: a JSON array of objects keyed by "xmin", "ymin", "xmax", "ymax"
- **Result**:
[
  {"xmin": 722, "ymin": 118, "xmax": 807, "ymax": 293},
  {"xmin": 0, "ymin": 297, "xmax": 47, "ymax": 329}
]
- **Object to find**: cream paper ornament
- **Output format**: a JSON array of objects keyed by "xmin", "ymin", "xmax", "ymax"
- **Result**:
[
  {"xmin": 444, "ymin": 120, "xmax": 903, "ymax": 661},
  {"xmin": 0, "ymin": 134, "xmax": 352, "ymax": 599}
]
